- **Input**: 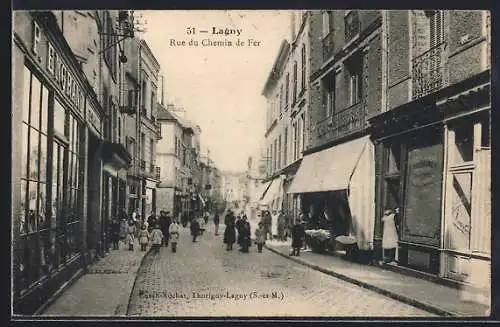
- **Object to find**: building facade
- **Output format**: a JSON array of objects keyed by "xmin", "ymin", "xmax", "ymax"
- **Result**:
[
  {"xmin": 262, "ymin": 11, "xmax": 323, "ymax": 225},
  {"xmin": 156, "ymin": 103, "xmax": 203, "ymax": 221},
  {"xmin": 12, "ymin": 10, "xmax": 134, "ymax": 314},
  {"xmin": 369, "ymin": 10, "xmax": 491, "ymax": 304}
]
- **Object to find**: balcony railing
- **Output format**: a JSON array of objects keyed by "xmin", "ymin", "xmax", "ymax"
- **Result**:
[
  {"xmin": 313, "ymin": 101, "xmax": 365, "ymax": 145},
  {"xmin": 140, "ymin": 159, "xmax": 146, "ymax": 170},
  {"xmin": 323, "ymin": 31, "xmax": 335, "ymax": 61},
  {"xmin": 344, "ymin": 11, "xmax": 360, "ymax": 43},
  {"xmin": 412, "ymin": 42, "xmax": 447, "ymax": 100},
  {"xmin": 155, "ymin": 166, "xmax": 160, "ymax": 180},
  {"xmin": 150, "ymin": 162, "xmax": 155, "ymax": 174}
]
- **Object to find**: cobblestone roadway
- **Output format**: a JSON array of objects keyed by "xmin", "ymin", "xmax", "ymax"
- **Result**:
[{"xmin": 127, "ymin": 223, "xmax": 434, "ymax": 317}]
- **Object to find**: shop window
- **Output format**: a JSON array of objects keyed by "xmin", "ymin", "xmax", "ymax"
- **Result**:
[
  {"xmin": 386, "ymin": 143, "xmax": 402, "ymax": 174},
  {"xmin": 17, "ymin": 67, "xmax": 50, "ymax": 293},
  {"xmin": 452, "ymin": 123, "xmax": 474, "ymax": 165}
]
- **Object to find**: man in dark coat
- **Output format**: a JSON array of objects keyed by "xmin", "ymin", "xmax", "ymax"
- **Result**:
[
  {"xmin": 291, "ymin": 219, "xmax": 306, "ymax": 256},
  {"xmin": 190, "ymin": 218, "xmax": 200, "ymax": 242},
  {"xmin": 235, "ymin": 215, "xmax": 243, "ymax": 247},
  {"xmin": 223, "ymin": 211, "xmax": 236, "ymax": 251}
]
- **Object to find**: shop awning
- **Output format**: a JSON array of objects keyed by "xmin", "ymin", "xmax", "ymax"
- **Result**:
[
  {"xmin": 251, "ymin": 181, "xmax": 270, "ymax": 203},
  {"xmin": 261, "ymin": 176, "xmax": 284, "ymax": 206},
  {"xmin": 288, "ymin": 135, "xmax": 371, "ymax": 194}
]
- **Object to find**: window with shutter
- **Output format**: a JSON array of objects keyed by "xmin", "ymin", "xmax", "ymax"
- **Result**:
[{"xmin": 32, "ymin": 21, "xmax": 41, "ymax": 56}]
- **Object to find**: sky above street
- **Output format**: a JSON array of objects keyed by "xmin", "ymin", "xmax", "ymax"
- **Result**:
[{"xmin": 138, "ymin": 10, "xmax": 291, "ymax": 173}]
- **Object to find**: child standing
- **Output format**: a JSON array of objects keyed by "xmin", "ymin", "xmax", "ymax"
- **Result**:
[
  {"xmin": 169, "ymin": 220, "xmax": 180, "ymax": 253},
  {"xmin": 127, "ymin": 219, "xmax": 136, "ymax": 251},
  {"xmin": 254, "ymin": 222, "xmax": 266, "ymax": 253},
  {"xmin": 150, "ymin": 223, "xmax": 164, "ymax": 253},
  {"xmin": 139, "ymin": 224, "xmax": 150, "ymax": 252}
]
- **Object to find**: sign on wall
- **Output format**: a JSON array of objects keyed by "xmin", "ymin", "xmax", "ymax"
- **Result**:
[{"xmin": 403, "ymin": 130, "xmax": 444, "ymax": 246}]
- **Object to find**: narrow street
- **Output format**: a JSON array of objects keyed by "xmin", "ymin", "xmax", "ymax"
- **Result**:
[{"xmin": 127, "ymin": 221, "xmax": 434, "ymax": 317}]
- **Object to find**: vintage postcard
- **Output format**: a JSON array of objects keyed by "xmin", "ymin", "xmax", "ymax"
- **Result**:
[{"xmin": 11, "ymin": 9, "xmax": 491, "ymax": 319}]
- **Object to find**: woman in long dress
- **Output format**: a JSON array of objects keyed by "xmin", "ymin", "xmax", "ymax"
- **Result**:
[{"xmin": 382, "ymin": 208, "xmax": 399, "ymax": 263}]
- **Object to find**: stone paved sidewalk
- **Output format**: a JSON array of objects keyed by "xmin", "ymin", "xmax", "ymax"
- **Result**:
[
  {"xmin": 41, "ymin": 240, "xmax": 149, "ymax": 316},
  {"xmin": 264, "ymin": 240, "xmax": 490, "ymax": 317}
]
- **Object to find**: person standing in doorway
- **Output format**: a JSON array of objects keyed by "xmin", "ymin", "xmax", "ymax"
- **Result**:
[{"xmin": 382, "ymin": 208, "xmax": 399, "ymax": 264}]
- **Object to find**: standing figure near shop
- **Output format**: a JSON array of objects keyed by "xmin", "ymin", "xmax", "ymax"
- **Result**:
[
  {"xmin": 382, "ymin": 208, "xmax": 399, "ymax": 264},
  {"xmin": 277, "ymin": 210, "xmax": 286, "ymax": 242},
  {"xmin": 169, "ymin": 219, "xmax": 181, "ymax": 253},
  {"xmin": 235, "ymin": 214, "xmax": 243, "ymax": 247},
  {"xmin": 150, "ymin": 223, "xmax": 164, "ymax": 254},
  {"xmin": 239, "ymin": 215, "xmax": 251, "ymax": 253},
  {"xmin": 263, "ymin": 211, "xmax": 273, "ymax": 241},
  {"xmin": 255, "ymin": 222, "xmax": 266, "ymax": 253},
  {"xmin": 224, "ymin": 211, "xmax": 236, "ymax": 251},
  {"xmin": 139, "ymin": 224, "xmax": 149, "ymax": 252},
  {"xmin": 127, "ymin": 218, "xmax": 136, "ymax": 251},
  {"xmin": 110, "ymin": 216, "xmax": 121, "ymax": 250},
  {"xmin": 198, "ymin": 213, "xmax": 206, "ymax": 235},
  {"xmin": 190, "ymin": 218, "xmax": 201, "ymax": 243},
  {"xmin": 213, "ymin": 211, "xmax": 220, "ymax": 236},
  {"xmin": 290, "ymin": 219, "xmax": 306, "ymax": 256}
]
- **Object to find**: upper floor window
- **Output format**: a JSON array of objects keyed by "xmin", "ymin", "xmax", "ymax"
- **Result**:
[
  {"xmin": 285, "ymin": 73, "xmax": 290, "ymax": 109},
  {"xmin": 345, "ymin": 53, "xmax": 362, "ymax": 106},
  {"xmin": 344, "ymin": 10, "xmax": 360, "ymax": 42},
  {"xmin": 32, "ymin": 20, "xmax": 41, "ymax": 56},
  {"xmin": 301, "ymin": 44, "xmax": 306, "ymax": 92},
  {"xmin": 321, "ymin": 72, "xmax": 335, "ymax": 118},
  {"xmin": 292, "ymin": 62, "xmax": 298, "ymax": 103},
  {"xmin": 412, "ymin": 10, "xmax": 447, "ymax": 99},
  {"xmin": 322, "ymin": 10, "xmax": 334, "ymax": 38}
]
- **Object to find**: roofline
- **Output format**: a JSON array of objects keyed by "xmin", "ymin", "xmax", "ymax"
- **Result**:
[
  {"xmin": 139, "ymin": 39, "xmax": 161, "ymax": 71},
  {"xmin": 262, "ymin": 40, "xmax": 290, "ymax": 97}
]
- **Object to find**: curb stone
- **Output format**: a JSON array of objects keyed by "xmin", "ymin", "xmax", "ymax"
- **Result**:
[
  {"xmin": 264, "ymin": 244, "xmax": 453, "ymax": 317},
  {"xmin": 124, "ymin": 246, "xmax": 153, "ymax": 316}
]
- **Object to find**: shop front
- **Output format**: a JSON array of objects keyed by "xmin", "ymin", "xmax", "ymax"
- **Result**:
[
  {"xmin": 288, "ymin": 135, "xmax": 375, "ymax": 261},
  {"xmin": 101, "ymin": 141, "xmax": 131, "ymax": 254},
  {"xmin": 12, "ymin": 11, "xmax": 104, "ymax": 314},
  {"xmin": 369, "ymin": 71, "xmax": 491, "ymax": 305}
]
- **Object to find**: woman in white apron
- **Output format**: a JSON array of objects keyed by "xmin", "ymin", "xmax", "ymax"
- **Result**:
[{"xmin": 382, "ymin": 208, "xmax": 399, "ymax": 263}]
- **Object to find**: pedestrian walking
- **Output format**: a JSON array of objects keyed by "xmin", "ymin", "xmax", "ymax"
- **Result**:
[
  {"xmin": 198, "ymin": 214, "xmax": 206, "ymax": 235},
  {"xmin": 127, "ymin": 218, "xmax": 136, "ymax": 251},
  {"xmin": 263, "ymin": 211, "xmax": 273, "ymax": 241},
  {"xmin": 235, "ymin": 215, "xmax": 243, "ymax": 247},
  {"xmin": 150, "ymin": 223, "xmax": 164, "ymax": 254},
  {"xmin": 139, "ymin": 224, "xmax": 149, "ymax": 252},
  {"xmin": 190, "ymin": 218, "xmax": 200, "ymax": 242},
  {"xmin": 255, "ymin": 222, "xmax": 266, "ymax": 253},
  {"xmin": 213, "ymin": 211, "xmax": 220, "ymax": 236},
  {"xmin": 223, "ymin": 211, "xmax": 236, "ymax": 251},
  {"xmin": 159, "ymin": 210, "xmax": 172, "ymax": 247},
  {"xmin": 382, "ymin": 208, "xmax": 399, "ymax": 264},
  {"xmin": 290, "ymin": 219, "xmax": 306, "ymax": 256},
  {"xmin": 169, "ymin": 219, "xmax": 180, "ymax": 253}
]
